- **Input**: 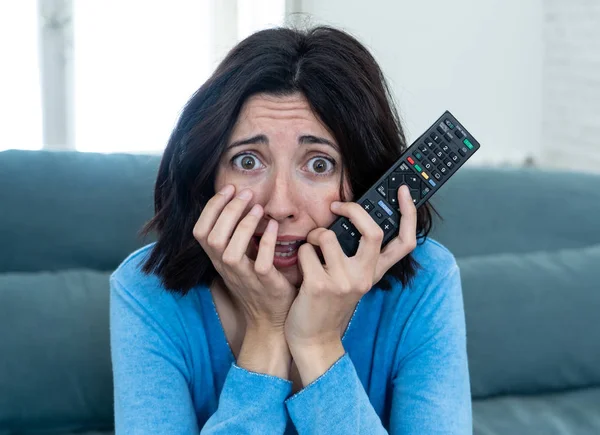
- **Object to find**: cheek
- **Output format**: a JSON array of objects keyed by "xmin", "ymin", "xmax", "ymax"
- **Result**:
[{"xmin": 298, "ymin": 187, "xmax": 342, "ymax": 224}]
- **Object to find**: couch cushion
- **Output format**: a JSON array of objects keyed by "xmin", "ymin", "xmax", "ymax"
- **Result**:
[
  {"xmin": 430, "ymin": 167, "xmax": 600, "ymax": 258},
  {"xmin": 458, "ymin": 243, "xmax": 600, "ymax": 399},
  {"xmin": 0, "ymin": 269, "xmax": 113, "ymax": 433},
  {"xmin": 473, "ymin": 387, "xmax": 600, "ymax": 435},
  {"xmin": 0, "ymin": 150, "xmax": 159, "ymax": 273}
]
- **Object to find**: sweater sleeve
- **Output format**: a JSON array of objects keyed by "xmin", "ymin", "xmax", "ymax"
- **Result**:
[
  {"xmin": 110, "ymin": 276, "xmax": 292, "ymax": 434},
  {"xmin": 284, "ymin": 265, "xmax": 472, "ymax": 434}
]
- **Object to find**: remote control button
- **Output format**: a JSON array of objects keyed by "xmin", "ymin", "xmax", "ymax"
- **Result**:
[
  {"xmin": 409, "ymin": 189, "xmax": 420, "ymax": 204},
  {"xmin": 428, "ymin": 179, "xmax": 437, "ymax": 187},
  {"xmin": 405, "ymin": 174, "xmax": 420, "ymax": 189},
  {"xmin": 443, "ymin": 158, "xmax": 453, "ymax": 169},
  {"xmin": 388, "ymin": 190, "xmax": 398, "ymax": 208},
  {"xmin": 341, "ymin": 221, "xmax": 352, "ymax": 231},
  {"xmin": 374, "ymin": 209, "xmax": 384, "ymax": 219},
  {"xmin": 458, "ymin": 145, "xmax": 468, "ymax": 156},
  {"xmin": 441, "ymin": 144, "xmax": 450, "ymax": 153},
  {"xmin": 421, "ymin": 186, "xmax": 431, "ymax": 197},
  {"xmin": 431, "ymin": 133, "xmax": 441, "ymax": 144},
  {"xmin": 438, "ymin": 165, "xmax": 448, "ymax": 175},
  {"xmin": 430, "ymin": 156, "xmax": 439, "ymax": 165},
  {"xmin": 424, "ymin": 138, "xmax": 435, "ymax": 148},
  {"xmin": 418, "ymin": 144, "xmax": 429, "ymax": 154},
  {"xmin": 414, "ymin": 164, "xmax": 422, "ymax": 172},
  {"xmin": 379, "ymin": 219, "xmax": 396, "ymax": 236},
  {"xmin": 423, "ymin": 161, "xmax": 434, "ymax": 171},
  {"xmin": 407, "ymin": 156, "xmax": 415, "ymax": 164},
  {"xmin": 421, "ymin": 171, "xmax": 429, "ymax": 180},
  {"xmin": 438, "ymin": 123, "xmax": 449, "ymax": 134},
  {"xmin": 361, "ymin": 199, "xmax": 375, "ymax": 212},
  {"xmin": 389, "ymin": 173, "xmax": 403, "ymax": 189},
  {"xmin": 377, "ymin": 200, "xmax": 394, "ymax": 217},
  {"xmin": 433, "ymin": 171, "xmax": 442, "ymax": 180},
  {"xmin": 455, "ymin": 129, "xmax": 465, "ymax": 139},
  {"xmin": 377, "ymin": 182, "xmax": 387, "ymax": 198},
  {"xmin": 394, "ymin": 162, "xmax": 412, "ymax": 173},
  {"xmin": 464, "ymin": 138, "xmax": 474, "ymax": 149},
  {"xmin": 450, "ymin": 152, "xmax": 460, "ymax": 162},
  {"xmin": 414, "ymin": 152, "xmax": 423, "ymax": 161},
  {"xmin": 434, "ymin": 149, "xmax": 444, "ymax": 159},
  {"xmin": 444, "ymin": 118, "xmax": 455, "ymax": 129},
  {"xmin": 444, "ymin": 131, "xmax": 454, "ymax": 142}
]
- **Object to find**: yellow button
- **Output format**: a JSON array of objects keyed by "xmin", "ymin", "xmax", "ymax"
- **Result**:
[{"xmin": 421, "ymin": 172, "xmax": 429, "ymax": 180}]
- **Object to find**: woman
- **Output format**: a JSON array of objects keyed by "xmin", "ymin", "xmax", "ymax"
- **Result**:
[{"xmin": 110, "ymin": 25, "xmax": 472, "ymax": 434}]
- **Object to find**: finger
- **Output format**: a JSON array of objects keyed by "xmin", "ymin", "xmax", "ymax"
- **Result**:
[
  {"xmin": 330, "ymin": 201, "xmax": 383, "ymax": 261},
  {"xmin": 254, "ymin": 220, "xmax": 295, "ymax": 290},
  {"xmin": 193, "ymin": 184, "xmax": 235, "ymax": 246},
  {"xmin": 254, "ymin": 218, "xmax": 278, "ymax": 276},
  {"xmin": 376, "ymin": 185, "xmax": 418, "ymax": 279},
  {"xmin": 222, "ymin": 203, "xmax": 264, "ymax": 267},
  {"xmin": 396, "ymin": 184, "xmax": 418, "ymax": 250},
  {"xmin": 297, "ymin": 241, "xmax": 325, "ymax": 282},
  {"xmin": 207, "ymin": 188, "xmax": 255, "ymax": 252},
  {"xmin": 306, "ymin": 228, "xmax": 345, "ymax": 271}
]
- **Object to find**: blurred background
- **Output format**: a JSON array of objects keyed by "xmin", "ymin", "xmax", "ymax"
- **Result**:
[{"xmin": 1, "ymin": 0, "xmax": 599, "ymax": 172}]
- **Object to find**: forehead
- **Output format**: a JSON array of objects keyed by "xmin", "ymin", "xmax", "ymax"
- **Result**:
[{"xmin": 235, "ymin": 92, "xmax": 330, "ymax": 131}]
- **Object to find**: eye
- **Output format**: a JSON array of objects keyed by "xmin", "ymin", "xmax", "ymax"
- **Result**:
[
  {"xmin": 231, "ymin": 153, "xmax": 265, "ymax": 172},
  {"xmin": 306, "ymin": 156, "xmax": 336, "ymax": 176}
]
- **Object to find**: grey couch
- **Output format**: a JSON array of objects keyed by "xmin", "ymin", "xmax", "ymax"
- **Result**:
[{"xmin": 1, "ymin": 149, "xmax": 599, "ymax": 434}]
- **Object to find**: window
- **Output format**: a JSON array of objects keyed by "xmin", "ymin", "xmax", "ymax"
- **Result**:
[{"xmin": 0, "ymin": 0, "xmax": 43, "ymax": 151}]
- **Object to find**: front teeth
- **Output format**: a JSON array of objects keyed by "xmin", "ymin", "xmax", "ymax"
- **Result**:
[
  {"xmin": 274, "ymin": 251, "xmax": 297, "ymax": 257},
  {"xmin": 276, "ymin": 240, "xmax": 301, "ymax": 246}
]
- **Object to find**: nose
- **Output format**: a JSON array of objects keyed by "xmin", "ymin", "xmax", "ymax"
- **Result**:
[{"xmin": 262, "ymin": 173, "xmax": 299, "ymax": 222}]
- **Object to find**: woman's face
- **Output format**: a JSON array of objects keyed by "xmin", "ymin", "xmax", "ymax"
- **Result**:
[{"xmin": 214, "ymin": 92, "xmax": 352, "ymax": 288}]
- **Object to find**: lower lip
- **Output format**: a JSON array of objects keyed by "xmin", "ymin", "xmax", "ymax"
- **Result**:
[{"xmin": 252, "ymin": 237, "xmax": 300, "ymax": 268}]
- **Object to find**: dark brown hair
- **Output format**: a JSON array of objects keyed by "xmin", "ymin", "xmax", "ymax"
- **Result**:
[{"xmin": 139, "ymin": 25, "xmax": 438, "ymax": 295}]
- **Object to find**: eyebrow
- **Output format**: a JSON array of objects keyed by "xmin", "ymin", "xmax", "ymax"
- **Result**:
[{"xmin": 227, "ymin": 134, "xmax": 339, "ymax": 151}]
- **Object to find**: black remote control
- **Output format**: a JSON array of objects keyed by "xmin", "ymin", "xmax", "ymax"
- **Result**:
[{"xmin": 329, "ymin": 110, "xmax": 480, "ymax": 256}]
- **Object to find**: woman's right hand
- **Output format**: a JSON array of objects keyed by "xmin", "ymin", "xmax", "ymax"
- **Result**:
[{"xmin": 193, "ymin": 184, "xmax": 297, "ymax": 333}]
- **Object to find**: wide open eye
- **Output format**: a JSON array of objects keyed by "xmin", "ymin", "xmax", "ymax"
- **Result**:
[
  {"xmin": 306, "ymin": 156, "xmax": 335, "ymax": 176},
  {"xmin": 231, "ymin": 153, "xmax": 265, "ymax": 172}
]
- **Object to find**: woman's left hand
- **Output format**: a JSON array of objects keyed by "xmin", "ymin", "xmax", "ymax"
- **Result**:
[{"xmin": 284, "ymin": 184, "xmax": 418, "ymax": 386}]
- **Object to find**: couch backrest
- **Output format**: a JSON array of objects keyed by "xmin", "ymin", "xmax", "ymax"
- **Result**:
[{"xmin": 0, "ymin": 149, "xmax": 160, "ymax": 273}]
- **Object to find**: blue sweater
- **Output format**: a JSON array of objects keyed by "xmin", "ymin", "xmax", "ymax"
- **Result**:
[{"xmin": 109, "ymin": 238, "xmax": 472, "ymax": 434}]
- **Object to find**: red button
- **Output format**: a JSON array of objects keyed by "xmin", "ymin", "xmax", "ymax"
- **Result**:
[{"xmin": 407, "ymin": 157, "xmax": 415, "ymax": 164}]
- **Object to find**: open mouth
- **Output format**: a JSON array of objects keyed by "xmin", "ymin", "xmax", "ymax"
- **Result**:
[{"xmin": 252, "ymin": 237, "xmax": 305, "ymax": 258}]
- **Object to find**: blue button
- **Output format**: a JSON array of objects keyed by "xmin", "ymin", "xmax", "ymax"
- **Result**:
[
  {"xmin": 428, "ymin": 179, "xmax": 436, "ymax": 187},
  {"xmin": 377, "ymin": 200, "xmax": 394, "ymax": 216}
]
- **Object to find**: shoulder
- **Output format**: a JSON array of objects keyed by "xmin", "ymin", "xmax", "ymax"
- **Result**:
[
  {"xmin": 376, "ymin": 237, "xmax": 461, "ymax": 320},
  {"xmin": 109, "ymin": 242, "xmax": 197, "ymax": 321}
]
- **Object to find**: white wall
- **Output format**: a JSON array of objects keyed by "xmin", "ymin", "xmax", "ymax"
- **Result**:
[
  {"xmin": 541, "ymin": 0, "xmax": 600, "ymax": 173},
  {"xmin": 298, "ymin": 0, "xmax": 544, "ymax": 167}
]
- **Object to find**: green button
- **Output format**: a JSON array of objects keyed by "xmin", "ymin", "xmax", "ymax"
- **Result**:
[
  {"xmin": 414, "ymin": 164, "xmax": 422, "ymax": 172},
  {"xmin": 464, "ymin": 139, "xmax": 474, "ymax": 149}
]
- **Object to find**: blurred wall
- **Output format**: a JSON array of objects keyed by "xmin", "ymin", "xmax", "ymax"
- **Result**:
[{"xmin": 296, "ymin": 0, "xmax": 544, "ymax": 167}]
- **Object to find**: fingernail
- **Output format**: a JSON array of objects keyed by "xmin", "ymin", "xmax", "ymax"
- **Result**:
[
  {"xmin": 266, "ymin": 219, "xmax": 277, "ymax": 232},
  {"xmin": 218, "ymin": 185, "xmax": 234, "ymax": 196},
  {"xmin": 331, "ymin": 201, "xmax": 341, "ymax": 210},
  {"xmin": 249, "ymin": 204, "xmax": 262, "ymax": 216},
  {"xmin": 237, "ymin": 189, "xmax": 252, "ymax": 200}
]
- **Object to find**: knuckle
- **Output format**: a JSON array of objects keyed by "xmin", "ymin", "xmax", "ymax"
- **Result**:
[
  {"xmin": 369, "ymin": 226, "xmax": 384, "ymax": 241},
  {"xmin": 221, "ymin": 250, "xmax": 239, "ymax": 266},
  {"xmin": 206, "ymin": 233, "xmax": 225, "ymax": 251},
  {"xmin": 319, "ymin": 230, "xmax": 337, "ymax": 244},
  {"xmin": 254, "ymin": 261, "xmax": 272, "ymax": 276}
]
